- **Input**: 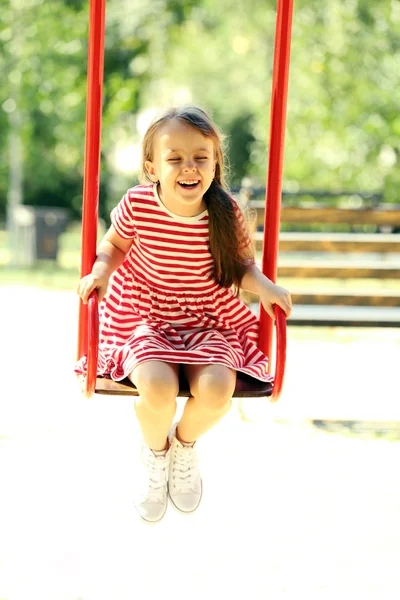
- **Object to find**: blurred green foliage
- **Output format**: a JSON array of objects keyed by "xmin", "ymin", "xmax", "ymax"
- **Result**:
[{"xmin": 1, "ymin": 0, "xmax": 399, "ymax": 223}]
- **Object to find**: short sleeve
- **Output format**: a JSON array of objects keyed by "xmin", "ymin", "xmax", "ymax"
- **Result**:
[{"xmin": 110, "ymin": 190, "xmax": 137, "ymax": 239}]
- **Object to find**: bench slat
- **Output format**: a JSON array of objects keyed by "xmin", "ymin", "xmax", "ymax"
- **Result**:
[
  {"xmin": 253, "ymin": 232, "xmax": 400, "ymax": 253},
  {"xmin": 286, "ymin": 305, "xmax": 400, "ymax": 327},
  {"xmin": 241, "ymin": 289, "xmax": 400, "ymax": 307},
  {"xmin": 249, "ymin": 204, "xmax": 400, "ymax": 227},
  {"xmin": 277, "ymin": 263, "xmax": 400, "ymax": 279},
  {"xmin": 247, "ymin": 302, "xmax": 400, "ymax": 326}
]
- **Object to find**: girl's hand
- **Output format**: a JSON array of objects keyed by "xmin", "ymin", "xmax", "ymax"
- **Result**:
[
  {"xmin": 260, "ymin": 282, "xmax": 292, "ymax": 320},
  {"xmin": 77, "ymin": 272, "xmax": 109, "ymax": 304}
]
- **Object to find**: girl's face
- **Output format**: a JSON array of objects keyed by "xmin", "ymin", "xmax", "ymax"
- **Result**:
[{"xmin": 145, "ymin": 118, "xmax": 217, "ymax": 217}]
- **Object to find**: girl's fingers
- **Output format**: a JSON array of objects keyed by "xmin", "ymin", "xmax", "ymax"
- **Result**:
[
  {"xmin": 280, "ymin": 293, "xmax": 292, "ymax": 318},
  {"xmin": 77, "ymin": 279, "xmax": 95, "ymax": 304},
  {"xmin": 262, "ymin": 291, "xmax": 292, "ymax": 319},
  {"xmin": 275, "ymin": 298, "xmax": 292, "ymax": 318},
  {"xmin": 77, "ymin": 274, "xmax": 108, "ymax": 304},
  {"xmin": 262, "ymin": 301, "xmax": 276, "ymax": 320},
  {"xmin": 282, "ymin": 301, "xmax": 292, "ymax": 318}
]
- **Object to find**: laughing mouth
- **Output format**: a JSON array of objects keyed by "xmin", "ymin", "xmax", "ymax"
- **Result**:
[{"xmin": 178, "ymin": 180, "xmax": 200, "ymax": 189}]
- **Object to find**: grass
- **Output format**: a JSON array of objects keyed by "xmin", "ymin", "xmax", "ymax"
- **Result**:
[
  {"xmin": 1, "ymin": 224, "xmax": 91, "ymax": 290},
  {"xmin": 0, "ymin": 263, "xmax": 79, "ymax": 290}
]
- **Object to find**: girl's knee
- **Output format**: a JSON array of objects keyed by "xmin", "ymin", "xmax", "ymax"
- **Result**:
[
  {"xmin": 193, "ymin": 370, "xmax": 235, "ymax": 412},
  {"xmin": 131, "ymin": 363, "xmax": 179, "ymax": 412}
]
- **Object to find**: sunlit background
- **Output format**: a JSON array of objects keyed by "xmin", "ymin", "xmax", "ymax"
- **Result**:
[{"xmin": 1, "ymin": 0, "xmax": 400, "ymax": 599}]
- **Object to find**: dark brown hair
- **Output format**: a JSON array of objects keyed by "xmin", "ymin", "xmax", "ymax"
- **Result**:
[{"xmin": 141, "ymin": 105, "xmax": 254, "ymax": 293}]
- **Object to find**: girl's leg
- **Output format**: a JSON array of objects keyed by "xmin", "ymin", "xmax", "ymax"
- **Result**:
[
  {"xmin": 129, "ymin": 360, "xmax": 179, "ymax": 451},
  {"xmin": 167, "ymin": 364, "xmax": 235, "ymax": 513},
  {"xmin": 177, "ymin": 364, "xmax": 236, "ymax": 443}
]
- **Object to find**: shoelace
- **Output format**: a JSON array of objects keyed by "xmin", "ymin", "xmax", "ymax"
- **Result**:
[
  {"xmin": 144, "ymin": 452, "xmax": 168, "ymax": 500},
  {"xmin": 171, "ymin": 445, "xmax": 197, "ymax": 492}
]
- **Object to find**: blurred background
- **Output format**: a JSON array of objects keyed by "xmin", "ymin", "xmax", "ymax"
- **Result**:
[
  {"xmin": 1, "ymin": 1, "xmax": 400, "ymax": 599},
  {"xmin": 1, "ymin": 0, "xmax": 399, "ymax": 317}
]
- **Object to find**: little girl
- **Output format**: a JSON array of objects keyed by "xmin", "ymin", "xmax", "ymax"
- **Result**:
[{"xmin": 77, "ymin": 105, "xmax": 292, "ymax": 523}]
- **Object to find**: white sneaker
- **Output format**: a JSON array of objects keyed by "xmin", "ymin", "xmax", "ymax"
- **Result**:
[
  {"xmin": 134, "ymin": 442, "xmax": 170, "ymax": 523},
  {"xmin": 168, "ymin": 429, "xmax": 202, "ymax": 514}
]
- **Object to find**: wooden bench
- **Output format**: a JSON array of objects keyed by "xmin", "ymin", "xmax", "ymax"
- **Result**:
[
  {"xmin": 240, "ymin": 197, "xmax": 400, "ymax": 327},
  {"xmin": 252, "ymin": 203, "xmax": 400, "ymax": 228}
]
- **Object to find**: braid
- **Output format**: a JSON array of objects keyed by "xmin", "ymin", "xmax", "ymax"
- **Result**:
[{"xmin": 205, "ymin": 181, "xmax": 254, "ymax": 294}]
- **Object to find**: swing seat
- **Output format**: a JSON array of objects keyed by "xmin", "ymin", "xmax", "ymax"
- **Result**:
[
  {"xmin": 82, "ymin": 293, "xmax": 286, "ymax": 401},
  {"xmin": 94, "ymin": 372, "xmax": 273, "ymax": 398}
]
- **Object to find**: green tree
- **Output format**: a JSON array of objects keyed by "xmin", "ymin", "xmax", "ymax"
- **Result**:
[
  {"xmin": 0, "ymin": 0, "xmax": 203, "ymax": 220},
  {"xmin": 139, "ymin": 0, "xmax": 400, "ymax": 197},
  {"xmin": 1, "ymin": 0, "xmax": 399, "ymax": 222}
]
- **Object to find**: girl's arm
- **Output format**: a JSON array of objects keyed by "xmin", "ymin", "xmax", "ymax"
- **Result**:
[
  {"xmin": 241, "ymin": 263, "xmax": 292, "ymax": 319},
  {"xmin": 78, "ymin": 225, "xmax": 133, "ymax": 304}
]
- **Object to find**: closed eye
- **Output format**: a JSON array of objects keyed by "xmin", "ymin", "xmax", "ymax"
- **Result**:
[{"xmin": 167, "ymin": 156, "xmax": 209, "ymax": 162}]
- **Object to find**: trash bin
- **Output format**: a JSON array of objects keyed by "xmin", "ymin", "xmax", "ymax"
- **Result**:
[{"xmin": 7, "ymin": 205, "xmax": 69, "ymax": 266}]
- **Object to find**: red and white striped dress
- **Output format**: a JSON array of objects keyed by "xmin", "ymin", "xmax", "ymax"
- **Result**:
[{"xmin": 76, "ymin": 184, "xmax": 272, "ymax": 382}]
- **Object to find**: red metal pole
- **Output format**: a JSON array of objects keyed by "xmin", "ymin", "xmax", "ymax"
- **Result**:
[
  {"xmin": 77, "ymin": 0, "xmax": 106, "ymax": 360},
  {"xmin": 259, "ymin": 0, "xmax": 294, "ymax": 369}
]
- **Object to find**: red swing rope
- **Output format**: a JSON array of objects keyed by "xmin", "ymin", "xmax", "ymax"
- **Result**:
[
  {"xmin": 77, "ymin": 0, "xmax": 106, "ymax": 396},
  {"xmin": 77, "ymin": 0, "xmax": 293, "ymax": 400},
  {"xmin": 260, "ymin": 0, "xmax": 294, "ymax": 400}
]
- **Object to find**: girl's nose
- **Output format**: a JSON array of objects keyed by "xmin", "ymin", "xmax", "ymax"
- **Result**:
[{"xmin": 183, "ymin": 161, "xmax": 196, "ymax": 172}]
